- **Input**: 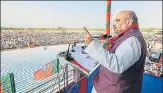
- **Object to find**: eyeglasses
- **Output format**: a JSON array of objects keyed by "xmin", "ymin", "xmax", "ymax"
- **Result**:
[
  {"xmin": 114, "ymin": 19, "xmax": 120, "ymax": 22},
  {"xmin": 113, "ymin": 18, "xmax": 131, "ymax": 22}
]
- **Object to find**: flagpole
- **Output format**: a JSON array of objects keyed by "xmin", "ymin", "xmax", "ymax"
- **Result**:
[{"xmin": 106, "ymin": 0, "xmax": 111, "ymax": 35}]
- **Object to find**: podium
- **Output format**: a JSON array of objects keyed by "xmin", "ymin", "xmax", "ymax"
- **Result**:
[{"xmin": 57, "ymin": 45, "xmax": 100, "ymax": 93}]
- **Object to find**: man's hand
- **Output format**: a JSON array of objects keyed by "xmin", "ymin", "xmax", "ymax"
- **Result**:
[{"xmin": 83, "ymin": 27, "xmax": 93, "ymax": 46}]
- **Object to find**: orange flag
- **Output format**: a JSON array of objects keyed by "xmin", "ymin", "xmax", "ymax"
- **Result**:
[
  {"xmin": 34, "ymin": 62, "xmax": 53, "ymax": 80},
  {"xmin": 1, "ymin": 84, "xmax": 4, "ymax": 93}
]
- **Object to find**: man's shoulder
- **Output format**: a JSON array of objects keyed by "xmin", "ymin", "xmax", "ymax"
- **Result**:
[{"xmin": 123, "ymin": 36, "xmax": 140, "ymax": 44}]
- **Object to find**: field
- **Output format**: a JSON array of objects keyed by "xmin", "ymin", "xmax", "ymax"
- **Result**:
[{"xmin": 1, "ymin": 27, "xmax": 162, "ymax": 32}]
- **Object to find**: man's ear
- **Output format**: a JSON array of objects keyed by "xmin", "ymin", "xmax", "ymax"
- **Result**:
[{"xmin": 126, "ymin": 19, "xmax": 133, "ymax": 27}]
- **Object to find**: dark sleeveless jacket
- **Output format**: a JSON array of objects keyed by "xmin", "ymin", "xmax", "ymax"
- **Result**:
[{"xmin": 93, "ymin": 28, "xmax": 147, "ymax": 93}]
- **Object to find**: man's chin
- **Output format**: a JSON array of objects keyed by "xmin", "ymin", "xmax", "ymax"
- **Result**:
[{"xmin": 114, "ymin": 31, "xmax": 118, "ymax": 34}]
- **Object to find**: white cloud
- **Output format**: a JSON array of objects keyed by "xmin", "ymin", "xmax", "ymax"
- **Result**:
[
  {"xmin": 1, "ymin": 1, "xmax": 105, "ymax": 28},
  {"xmin": 1, "ymin": 1, "xmax": 61, "ymax": 28},
  {"xmin": 137, "ymin": 3, "xmax": 162, "ymax": 28},
  {"xmin": 111, "ymin": 1, "xmax": 162, "ymax": 28},
  {"xmin": 1, "ymin": 1, "xmax": 162, "ymax": 28}
]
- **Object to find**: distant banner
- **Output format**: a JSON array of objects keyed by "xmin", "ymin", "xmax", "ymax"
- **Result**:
[
  {"xmin": 34, "ymin": 62, "xmax": 53, "ymax": 80},
  {"xmin": 1, "ymin": 84, "xmax": 4, "ymax": 93},
  {"xmin": 159, "ymin": 54, "xmax": 162, "ymax": 64},
  {"xmin": 34, "ymin": 59, "xmax": 60, "ymax": 81}
]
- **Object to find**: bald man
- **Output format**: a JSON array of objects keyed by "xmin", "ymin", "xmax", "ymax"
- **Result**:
[{"xmin": 84, "ymin": 10, "xmax": 147, "ymax": 93}]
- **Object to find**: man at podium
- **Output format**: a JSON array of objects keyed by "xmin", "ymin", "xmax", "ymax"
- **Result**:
[{"xmin": 84, "ymin": 10, "xmax": 147, "ymax": 93}]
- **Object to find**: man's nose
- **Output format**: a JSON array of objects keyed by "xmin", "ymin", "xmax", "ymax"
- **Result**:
[{"xmin": 112, "ymin": 20, "xmax": 116, "ymax": 26}]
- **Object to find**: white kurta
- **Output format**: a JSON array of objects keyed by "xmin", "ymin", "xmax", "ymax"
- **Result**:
[{"xmin": 83, "ymin": 36, "xmax": 141, "ymax": 93}]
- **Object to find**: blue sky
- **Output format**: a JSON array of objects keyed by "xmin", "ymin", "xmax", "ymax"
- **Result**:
[{"xmin": 1, "ymin": 1, "xmax": 162, "ymax": 28}]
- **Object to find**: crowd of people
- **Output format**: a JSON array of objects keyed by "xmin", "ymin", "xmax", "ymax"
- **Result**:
[
  {"xmin": 1, "ymin": 30, "xmax": 161, "ymax": 51},
  {"xmin": 1, "ymin": 30, "xmax": 101, "ymax": 50},
  {"xmin": 143, "ymin": 32, "xmax": 162, "ymax": 56}
]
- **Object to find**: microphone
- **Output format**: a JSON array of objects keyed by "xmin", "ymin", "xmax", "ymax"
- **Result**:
[
  {"xmin": 93, "ymin": 34, "xmax": 112, "ymax": 40},
  {"xmin": 83, "ymin": 26, "xmax": 112, "ymax": 40}
]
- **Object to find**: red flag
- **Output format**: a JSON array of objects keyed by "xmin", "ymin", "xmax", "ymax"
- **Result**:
[
  {"xmin": 1, "ymin": 84, "xmax": 4, "ymax": 93},
  {"xmin": 34, "ymin": 62, "xmax": 53, "ymax": 80},
  {"xmin": 72, "ymin": 60, "xmax": 89, "ymax": 73}
]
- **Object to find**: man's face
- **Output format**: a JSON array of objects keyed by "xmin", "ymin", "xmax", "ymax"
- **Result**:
[{"xmin": 113, "ymin": 13, "xmax": 128, "ymax": 34}]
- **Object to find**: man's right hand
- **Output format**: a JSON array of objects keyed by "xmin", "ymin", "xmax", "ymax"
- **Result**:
[{"xmin": 83, "ymin": 27, "xmax": 93, "ymax": 46}]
